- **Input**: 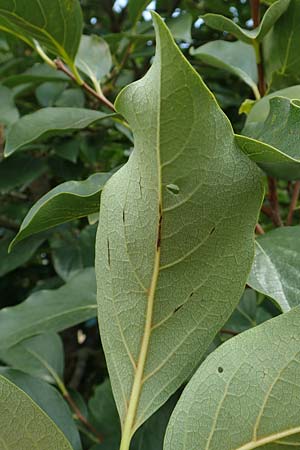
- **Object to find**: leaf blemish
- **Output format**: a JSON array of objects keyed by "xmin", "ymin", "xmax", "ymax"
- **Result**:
[
  {"xmin": 173, "ymin": 304, "xmax": 184, "ymax": 314},
  {"xmin": 166, "ymin": 183, "xmax": 180, "ymax": 195},
  {"xmin": 157, "ymin": 205, "xmax": 163, "ymax": 250},
  {"xmin": 210, "ymin": 226, "xmax": 216, "ymax": 235},
  {"xmin": 107, "ymin": 238, "xmax": 111, "ymax": 267},
  {"xmin": 218, "ymin": 367, "xmax": 224, "ymax": 373},
  {"xmin": 122, "ymin": 209, "xmax": 125, "ymax": 223}
]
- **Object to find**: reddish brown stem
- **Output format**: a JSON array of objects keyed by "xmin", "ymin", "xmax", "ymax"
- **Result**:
[
  {"xmin": 268, "ymin": 177, "xmax": 283, "ymax": 226},
  {"xmin": 221, "ymin": 329, "xmax": 239, "ymax": 336},
  {"xmin": 261, "ymin": 204, "xmax": 273, "ymax": 218},
  {"xmin": 54, "ymin": 59, "xmax": 115, "ymax": 112},
  {"xmin": 255, "ymin": 223, "xmax": 265, "ymax": 235},
  {"xmin": 63, "ymin": 391, "xmax": 103, "ymax": 443},
  {"xmin": 286, "ymin": 181, "xmax": 300, "ymax": 225}
]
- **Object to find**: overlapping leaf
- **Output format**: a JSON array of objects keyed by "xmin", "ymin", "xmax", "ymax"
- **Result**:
[
  {"xmin": 10, "ymin": 172, "xmax": 111, "ymax": 248},
  {"xmin": 164, "ymin": 306, "xmax": 300, "ymax": 450},
  {"xmin": 236, "ymin": 96, "xmax": 300, "ymax": 179},
  {"xmin": 201, "ymin": 0, "xmax": 290, "ymax": 44},
  {"xmin": 4, "ymin": 107, "xmax": 114, "ymax": 156},
  {"xmin": 248, "ymin": 227, "xmax": 300, "ymax": 311},
  {"xmin": 76, "ymin": 35, "xmax": 112, "ymax": 86},
  {"xmin": 0, "ymin": 0, "xmax": 83, "ymax": 65},
  {"xmin": 96, "ymin": 12, "xmax": 263, "ymax": 445},
  {"xmin": 191, "ymin": 40, "xmax": 258, "ymax": 98},
  {"xmin": 0, "ymin": 374, "xmax": 73, "ymax": 450},
  {"xmin": 0, "ymin": 268, "xmax": 96, "ymax": 349}
]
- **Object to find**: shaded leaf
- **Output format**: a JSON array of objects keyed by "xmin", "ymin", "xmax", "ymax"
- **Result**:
[
  {"xmin": 2, "ymin": 63, "xmax": 68, "ymax": 87},
  {"xmin": 10, "ymin": 172, "xmax": 110, "ymax": 249},
  {"xmin": 248, "ymin": 227, "xmax": 300, "ymax": 312},
  {"xmin": 76, "ymin": 35, "xmax": 112, "ymax": 84},
  {"xmin": 0, "ymin": 267, "xmax": 96, "ymax": 349},
  {"xmin": 128, "ymin": 0, "xmax": 152, "ymax": 26},
  {"xmin": 166, "ymin": 12, "xmax": 193, "ymax": 43},
  {"xmin": 0, "ymin": 374, "xmax": 73, "ymax": 450},
  {"xmin": 0, "ymin": 0, "xmax": 83, "ymax": 65},
  {"xmin": 164, "ymin": 306, "xmax": 300, "ymax": 450},
  {"xmin": 96, "ymin": 12, "xmax": 263, "ymax": 443},
  {"xmin": 1, "ymin": 369, "xmax": 81, "ymax": 450},
  {"xmin": 4, "ymin": 107, "xmax": 113, "ymax": 156},
  {"xmin": 191, "ymin": 40, "xmax": 259, "ymax": 98},
  {"xmin": 0, "ymin": 84, "xmax": 19, "ymax": 125},
  {"xmin": 51, "ymin": 225, "xmax": 96, "ymax": 281},
  {"xmin": 201, "ymin": 0, "xmax": 290, "ymax": 44},
  {"xmin": 264, "ymin": 0, "xmax": 300, "ymax": 89},
  {"xmin": 0, "ymin": 153, "xmax": 47, "ymax": 194},
  {"xmin": 0, "ymin": 333, "xmax": 64, "ymax": 384},
  {"xmin": 0, "ymin": 230, "xmax": 48, "ymax": 278},
  {"xmin": 236, "ymin": 97, "xmax": 300, "ymax": 179}
]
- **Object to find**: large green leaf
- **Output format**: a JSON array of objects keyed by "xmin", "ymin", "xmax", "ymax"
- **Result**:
[
  {"xmin": 4, "ymin": 107, "xmax": 113, "ymax": 156},
  {"xmin": 1, "ymin": 369, "xmax": 81, "ymax": 450},
  {"xmin": 248, "ymin": 227, "xmax": 300, "ymax": 312},
  {"xmin": 201, "ymin": 0, "xmax": 290, "ymax": 44},
  {"xmin": 10, "ymin": 172, "xmax": 110, "ymax": 249},
  {"xmin": 190, "ymin": 40, "xmax": 259, "ymax": 98},
  {"xmin": 96, "ymin": 12, "xmax": 263, "ymax": 447},
  {"xmin": 236, "ymin": 97, "xmax": 300, "ymax": 179},
  {"xmin": 0, "ymin": 333, "xmax": 64, "ymax": 384},
  {"xmin": 0, "ymin": 268, "xmax": 96, "ymax": 349},
  {"xmin": 164, "ymin": 306, "xmax": 300, "ymax": 450},
  {"xmin": 0, "ymin": 0, "xmax": 83, "ymax": 66},
  {"xmin": 264, "ymin": 0, "xmax": 300, "ymax": 89},
  {"xmin": 0, "ymin": 374, "xmax": 73, "ymax": 450}
]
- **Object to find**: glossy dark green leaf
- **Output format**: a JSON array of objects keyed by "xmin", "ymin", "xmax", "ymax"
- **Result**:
[
  {"xmin": 201, "ymin": 0, "xmax": 290, "ymax": 44},
  {"xmin": 4, "ymin": 107, "xmax": 113, "ymax": 156},
  {"xmin": 1, "ymin": 369, "xmax": 82, "ymax": 450},
  {"xmin": 0, "ymin": 374, "xmax": 73, "ymax": 450},
  {"xmin": 191, "ymin": 40, "xmax": 259, "ymax": 98},
  {"xmin": 0, "ymin": 333, "xmax": 64, "ymax": 384},
  {"xmin": 0, "ymin": 0, "xmax": 83, "ymax": 65},
  {"xmin": 165, "ymin": 306, "xmax": 300, "ymax": 450},
  {"xmin": 10, "ymin": 172, "xmax": 110, "ymax": 249},
  {"xmin": 128, "ymin": 0, "xmax": 151, "ymax": 26},
  {"xmin": 236, "ymin": 97, "xmax": 300, "ymax": 179},
  {"xmin": 248, "ymin": 227, "xmax": 300, "ymax": 312},
  {"xmin": 0, "ymin": 268, "xmax": 96, "ymax": 349},
  {"xmin": 96, "ymin": 12, "xmax": 263, "ymax": 446}
]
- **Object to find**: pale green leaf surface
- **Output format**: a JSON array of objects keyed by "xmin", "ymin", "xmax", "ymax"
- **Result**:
[
  {"xmin": 76, "ymin": 35, "xmax": 112, "ymax": 83},
  {"xmin": 248, "ymin": 227, "xmax": 300, "ymax": 312},
  {"xmin": 4, "ymin": 107, "xmax": 113, "ymax": 156},
  {"xmin": 96, "ymin": 12, "xmax": 263, "ymax": 440},
  {"xmin": 201, "ymin": 0, "xmax": 290, "ymax": 44},
  {"xmin": 190, "ymin": 40, "xmax": 258, "ymax": 97},
  {"xmin": 1, "ymin": 369, "xmax": 81, "ymax": 450},
  {"xmin": 0, "ymin": 333, "xmax": 64, "ymax": 383},
  {"xmin": 166, "ymin": 12, "xmax": 193, "ymax": 43},
  {"xmin": 0, "ymin": 84, "xmax": 19, "ymax": 125},
  {"xmin": 10, "ymin": 172, "xmax": 110, "ymax": 249},
  {"xmin": 164, "ymin": 306, "xmax": 300, "ymax": 450},
  {"xmin": 0, "ymin": 268, "xmax": 96, "ymax": 349},
  {"xmin": 236, "ymin": 97, "xmax": 300, "ymax": 179},
  {"xmin": 0, "ymin": 0, "xmax": 83, "ymax": 64},
  {"xmin": 0, "ymin": 374, "xmax": 73, "ymax": 450}
]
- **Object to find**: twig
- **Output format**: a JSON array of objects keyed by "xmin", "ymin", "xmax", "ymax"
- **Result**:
[
  {"xmin": 54, "ymin": 59, "xmax": 115, "ymax": 112},
  {"xmin": 286, "ymin": 181, "xmax": 300, "ymax": 225},
  {"xmin": 63, "ymin": 390, "xmax": 103, "ymax": 443},
  {"xmin": 221, "ymin": 329, "xmax": 239, "ymax": 336},
  {"xmin": 255, "ymin": 223, "xmax": 265, "ymax": 235},
  {"xmin": 268, "ymin": 177, "xmax": 283, "ymax": 226},
  {"xmin": 250, "ymin": 0, "xmax": 266, "ymax": 96},
  {"xmin": 261, "ymin": 204, "xmax": 273, "ymax": 219}
]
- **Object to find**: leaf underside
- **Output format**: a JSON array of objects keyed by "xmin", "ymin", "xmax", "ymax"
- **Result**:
[{"xmin": 96, "ymin": 11, "xmax": 263, "ymax": 442}]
